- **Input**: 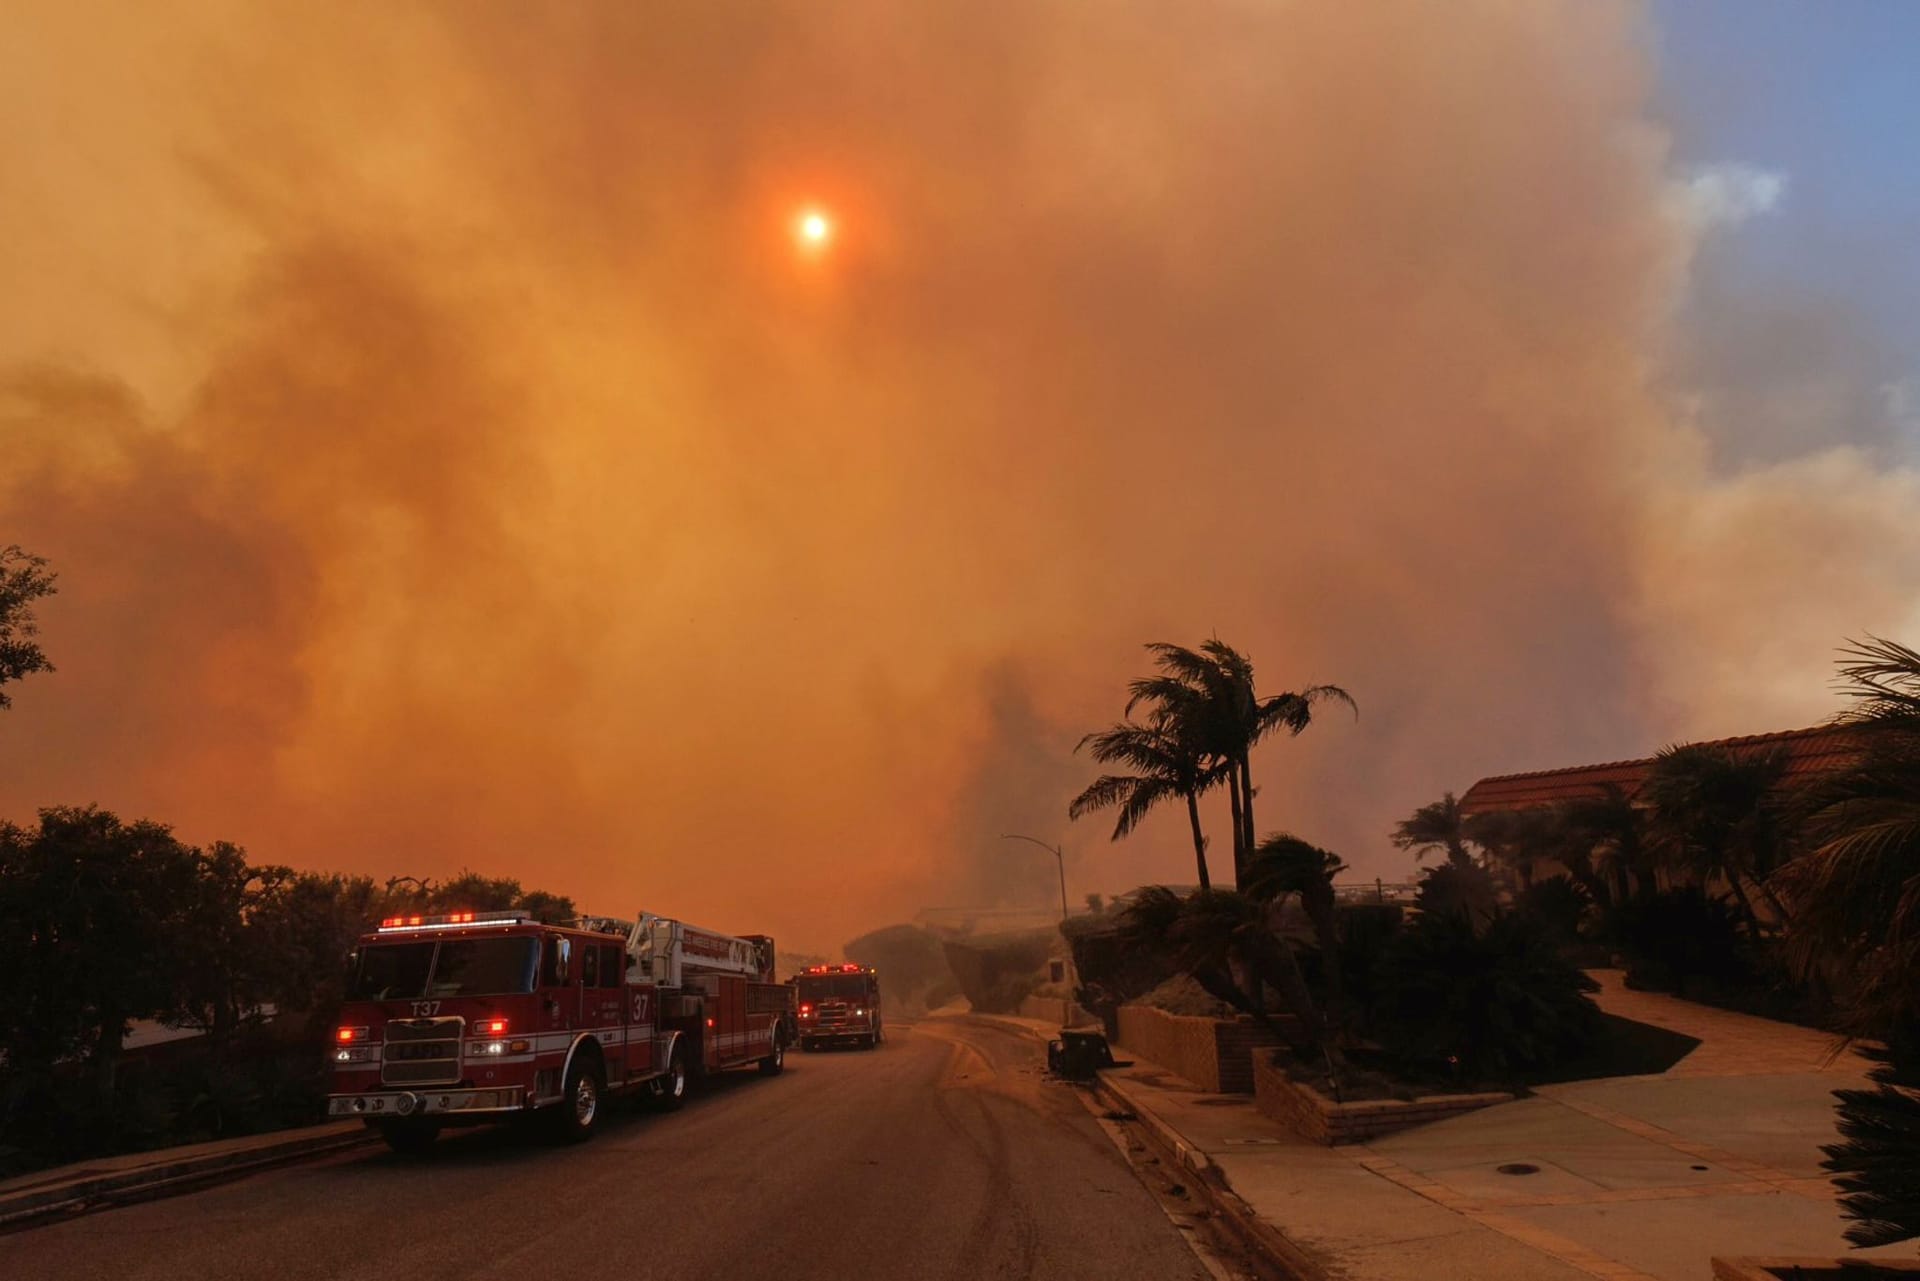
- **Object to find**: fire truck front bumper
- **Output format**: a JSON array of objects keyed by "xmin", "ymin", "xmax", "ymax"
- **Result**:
[{"xmin": 328, "ymin": 1086, "xmax": 526, "ymax": 1119}]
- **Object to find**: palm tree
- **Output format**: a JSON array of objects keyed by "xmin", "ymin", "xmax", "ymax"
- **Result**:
[
  {"xmin": 1778, "ymin": 638, "xmax": 1920, "ymax": 1251},
  {"xmin": 1244, "ymin": 834, "xmax": 1348, "ymax": 1034},
  {"xmin": 1643, "ymin": 743, "xmax": 1796, "ymax": 932},
  {"xmin": 1069, "ymin": 720, "xmax": 1227, "ymax": 890},
  {"xmin": 1127, "ymin": 639, "xmax": 1354, "ymax": 884},
  {"xmin": 1774, "ymin": 636, "xmax": 1920, "ymax": 1038},
  {"xmin": 1392, "ymin": 794, "xmax": 1474, "ymax": 869},
  {"xmin": 1559, "ymin": 784, "xmax": 1650, "ymax": 908}
]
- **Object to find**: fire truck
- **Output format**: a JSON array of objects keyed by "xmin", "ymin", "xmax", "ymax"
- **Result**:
[
  {"xmin": 794, "ymin": 962, "xmax": 882, "ymax": 1051},
  {"xmin": 327, "ymin": 909, "xmax": 797, "ymax": 1152}
]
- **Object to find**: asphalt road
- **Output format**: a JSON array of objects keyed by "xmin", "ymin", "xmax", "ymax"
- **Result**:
[{"xmin": 12, "ymin": 1017, "xmax": 1216, "ymax": 1280}]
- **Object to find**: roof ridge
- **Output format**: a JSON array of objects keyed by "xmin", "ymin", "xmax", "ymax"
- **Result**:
[{"xmin": 1465, "ymin": 723, "xmax": 1854, "ymax": 788}]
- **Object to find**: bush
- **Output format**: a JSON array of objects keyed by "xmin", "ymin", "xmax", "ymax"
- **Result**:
[
  {"xmin": 1414, "ymin": 862, "xmax": 1498, "ymax": 926},
  {"xmin": 1371, "ymin": 909, "xmax": 1603, "ymax": 1084},
  {"xmin": 1333, "ymin": 903, "xmax": 1405, "ymax": 1018},
  {"xmin": 1605, "ymin": 887, "xmax": 1750, "ymax": 993},
  {"xmin": 1062, "ymin": 911, "xmax": 1175, "ymax": 1016},
  {"xmin": 1825, "ymin": 1027, "xmax": 1920, "ymax": 1248},
  {"xmin": 1515, "ymin": 877, "xmax": 1592, "ymax": 944}
]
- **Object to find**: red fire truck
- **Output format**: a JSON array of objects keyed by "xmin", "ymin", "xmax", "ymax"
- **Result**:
[
  {"xmin": 327, "ymin": 909, "xmax": 796, "ymax": 1152},
  {"xmin": 794, "ymin": 962, "xmax": 882, "ymax": 1050}
]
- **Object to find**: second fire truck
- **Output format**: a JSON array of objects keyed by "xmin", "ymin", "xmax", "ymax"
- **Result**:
[
  {"xmin": 327, "ymin": 909, "xmax": 797, "ymax": 1152},
  {"xmin": 795, "ymin": 962, "xmax": 883, "ymax": 1050}
]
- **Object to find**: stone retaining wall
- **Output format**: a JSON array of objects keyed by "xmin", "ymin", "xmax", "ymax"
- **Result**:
[
  {"xmin": 1114, "ymin": 1004, "xmax": 1282, "ymax": 1093},
  {"xmin": 1252, "ymin": 1052, "xmax": 1512, "ymax": 1144}
]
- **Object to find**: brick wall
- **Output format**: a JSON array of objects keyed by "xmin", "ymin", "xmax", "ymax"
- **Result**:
[
  {"xmin": 1252, "ymin": 1053, "xmax": 1512, "ymax": 1144},
  {"xmin": 1114, "ymin": 1004, "xmax": 1282, "ymax": 1093}
]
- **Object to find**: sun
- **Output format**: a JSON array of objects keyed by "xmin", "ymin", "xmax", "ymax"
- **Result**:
[{"xmin": 794, "ymin": 207, "xmax": 834, "ymax": 250}]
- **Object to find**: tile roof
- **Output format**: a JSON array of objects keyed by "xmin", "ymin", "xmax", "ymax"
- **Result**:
[{"xmin": 1457, "ymin": 724, "xmax": 1867, "ymax": 815}]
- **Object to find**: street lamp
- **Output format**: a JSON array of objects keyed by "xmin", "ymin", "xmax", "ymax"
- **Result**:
[
  {"xmin": 1002, "ymin": 833, "xmax": 1082, "ymax": 1027},
  {"xmin": 1001, "ymin": 832, "xmax": 1068, "ymax": 924}
]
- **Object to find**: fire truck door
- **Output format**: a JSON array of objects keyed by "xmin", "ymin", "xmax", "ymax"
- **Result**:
[{"xmin": 580, "ymin": 943, "xmax": 627, "ymax": 1078}]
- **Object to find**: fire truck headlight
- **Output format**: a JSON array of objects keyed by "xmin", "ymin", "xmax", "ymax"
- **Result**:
[
  {"xmin": 333, "ymin": 1046, "xmax": 374, "ymax": 1064},
  {"xmin": 855, "ymin": 1008, "xmax": 865, "ymax": 1016},
  {"xmin": 484, "ymin": 1041, "xmax": 506, "ymax": 1055}
]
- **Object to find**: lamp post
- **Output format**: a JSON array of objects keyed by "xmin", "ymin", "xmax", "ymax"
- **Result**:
[
  {"xmin": 1002, "ymin": 833, "xmax": 1080, "ymax": 1027},
  {"xmin": 1001, "ymin": 832, "xmax": 1068, "ymax": 924}
]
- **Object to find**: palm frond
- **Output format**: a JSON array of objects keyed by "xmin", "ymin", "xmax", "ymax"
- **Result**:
[
  {"xmin": 1833, "ymin": 635, "xmax": 1920, "ymax": 727},
  {"xmin": 1068, "ymin": 775, "xmax": 1138, "ymax": 822}
]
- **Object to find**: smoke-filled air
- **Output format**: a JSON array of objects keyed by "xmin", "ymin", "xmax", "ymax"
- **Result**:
[{"xmin": 5, "ymin": 0, "xmax": 1918, "ymax": 954}]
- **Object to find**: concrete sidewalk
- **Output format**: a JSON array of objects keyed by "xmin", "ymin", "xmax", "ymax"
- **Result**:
[
  {"xmin": 0, "ymin": 1120, "xmax": 373, "ymax": 1227},
  {"xmin": 985, "ymin": 981, "xmax": 1912, "ymax": 1281}
]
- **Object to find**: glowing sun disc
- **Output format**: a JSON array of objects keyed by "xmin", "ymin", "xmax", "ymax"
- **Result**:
[{"xmin": 795, "ymin": 208, "xmax": 833, "ymax": 248}]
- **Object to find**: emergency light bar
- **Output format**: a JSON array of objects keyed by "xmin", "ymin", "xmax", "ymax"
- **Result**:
[
  {"xmin": 377, "ymin": 910, "xmax": 530, "ymax": 931},
  {"xmin": 803, "ymin": 963, "xmax": 869, "ymax": 974}
]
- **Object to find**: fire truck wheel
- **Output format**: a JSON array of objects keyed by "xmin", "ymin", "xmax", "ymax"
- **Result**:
[
  {"xmin": 378, "ymin": 1119, "xmax": 440, "ymax": 1156},
  {"xmin": 553, "ymin": 1054, "xmax": 606, "ymax": 1142},
  {"xmin": 758, "ymin": 1034, "xmax": 786, "ymax": 1076},
  {"xmin": 653, "ymin": 1044, "xmax": 689, "ymax": 1112}
]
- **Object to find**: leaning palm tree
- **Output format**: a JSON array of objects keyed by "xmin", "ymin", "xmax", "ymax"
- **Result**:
[
  {"xmin": 1392, "ymin": 793, "xmax": 1475, "ymax": 869},
  {"xmin": 1127, "ymin": 639, "xmax": 1354, "ymax": 884},
  {"xmin": 1070, "ymin": 720, "xmax": 1228, "ymax": 890}
]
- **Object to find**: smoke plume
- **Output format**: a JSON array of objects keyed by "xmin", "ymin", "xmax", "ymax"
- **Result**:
[{"xmin": 4, "ymin": 1, "xmax": 1916, "ymax": 951}]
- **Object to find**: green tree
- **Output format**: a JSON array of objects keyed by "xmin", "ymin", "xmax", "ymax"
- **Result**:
[
  {"xmin": 1392, "ymin": 793, "xmax": 1475, "ymax": 869},
  {"xmin": 1070, "ymin": 719, "xmax": 1227, "ymax": 889},
  {"xmin": 0, "ymin": 808, "xmax": 209, "ymax": 1103},
  {"xmin": 0, "ymin": 544, "xmax": 57, "ymax": 709}
]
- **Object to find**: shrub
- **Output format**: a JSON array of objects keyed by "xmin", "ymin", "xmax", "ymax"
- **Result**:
[
  {"xmin": 1515, "ymin": 877, "xmax": 1592, "ymax": 944},
  {"xmin": 1371, "ymin": 908, "xmax": 1602, "ymax": 1084},
  {"xmin": 1605, "ymin": 886, "xmax": 1749, "ymax": 993},
  {"xmin": 1334, "ymin": 903, "xmax": 1405, "ymax": 1018},
  {"xmin": 1414, "ymin": 862, "xmax": 1498, "ymax": 927},
  {"xmin": 1825, "ymin": 1027, "xmax": 1920, "ymax": 1248}
]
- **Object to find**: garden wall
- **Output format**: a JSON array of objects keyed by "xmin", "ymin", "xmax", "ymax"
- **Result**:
[
  {"xmin": 1252, "ymin": 1053, "xmax": 1512, "ymax": 1144},
  {"xmin": 1115, "ymin": 1004, "xmax": 1282, "ymax": 1093}
]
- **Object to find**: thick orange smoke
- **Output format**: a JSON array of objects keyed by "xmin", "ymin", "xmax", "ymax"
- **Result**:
[{"xmin": 5, "ymin": 2, "xmax": 1917, "ymax": 953}]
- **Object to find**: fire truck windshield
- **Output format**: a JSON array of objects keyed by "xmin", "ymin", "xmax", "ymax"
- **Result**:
[
  {"xmin": 349, "ymin": 937, "xmax": 540, "ymax": 1001},
  {"xmin": 797, "ymin": 975, "xmax": 869, "ymax": 1001}
]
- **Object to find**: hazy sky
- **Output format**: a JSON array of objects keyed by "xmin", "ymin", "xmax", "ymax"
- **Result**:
[{"xmin": 3, "ymin": 2, "xmax": 1917, "ymax": 955}]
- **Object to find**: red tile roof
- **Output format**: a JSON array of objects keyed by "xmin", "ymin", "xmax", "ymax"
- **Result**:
[{"xmin": 1457, "ymin": 724, "xmax": 1866, "ymax": 816}]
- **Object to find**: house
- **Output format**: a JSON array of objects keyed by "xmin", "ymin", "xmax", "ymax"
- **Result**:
[{"xmin": 1457, "ymin": 724, "xmax": 1863, "ymax": 892}]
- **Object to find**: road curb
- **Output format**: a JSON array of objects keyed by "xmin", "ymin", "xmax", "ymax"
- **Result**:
[
  {"xmin": 0, "ymin": 1123, "xmax": 378, "ymax": 1231},
  {"xmin": 969, "ymin": 1012, "xmax": 1328, "ymax": 1281},
  {"xmin": 1088, "ymin": 1072, "xmax": 1328, "ymax": 1281}
]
